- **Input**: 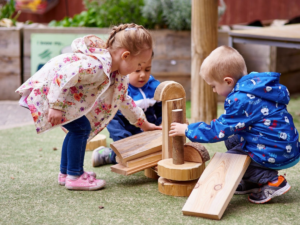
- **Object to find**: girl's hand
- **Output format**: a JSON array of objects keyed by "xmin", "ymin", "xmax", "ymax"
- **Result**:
[
  {"xmin": 169, "ymin": 122, "xmax": 188, "ymax": 137},
  {"xmin": 140, "ymin": 120, "xmax": 162, "ymax": 131},
  {"xmin": 48, "ymin": 108, "xmax": 63, "ymax": 126}
]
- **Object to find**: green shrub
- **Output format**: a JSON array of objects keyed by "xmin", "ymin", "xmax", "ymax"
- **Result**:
[
  {"xmin": 0, "ymin": 0, "xmax": 15, "ymax": 20},
  {"xmin": 142, "ymin": 0, "xmax": 191, "ymax": 30},
  {"xmin": 140, "ymin": 0, "xmax": 165, "ymax": 29},
  {"xmin": 49, "ymin": 0, "xmax": 195, "ymax": 30},
  {"xmin": 49, "ymin": 0, "xmax": 153, "ymax": 28}
]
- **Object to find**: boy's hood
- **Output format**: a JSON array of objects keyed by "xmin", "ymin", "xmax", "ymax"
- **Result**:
[
  {"xmin": 235, "ymin": 72, "xmax": 290, "ymax": 105},
  {"xmin": 71, "ymin": 35, "xmax": 112, "ymax": 76}
]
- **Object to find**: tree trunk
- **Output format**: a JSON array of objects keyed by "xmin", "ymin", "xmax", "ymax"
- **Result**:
[{"xmin": 191, "ymin": 0, "xmax": 218, "ymax": 124}]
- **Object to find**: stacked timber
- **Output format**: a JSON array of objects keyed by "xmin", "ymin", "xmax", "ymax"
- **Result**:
[{"xmin": 110, "ymin": 130, "xmax": 163, "ymax": 176}]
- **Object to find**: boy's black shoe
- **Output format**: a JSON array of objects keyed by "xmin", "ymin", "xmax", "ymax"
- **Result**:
[
  {"xmin": 248, "ymin": 175, "xmax": 291, "ymax": 204},
  {"xmin": 234, "ymin": 180, "xmax": 261, "ymax": 195}
]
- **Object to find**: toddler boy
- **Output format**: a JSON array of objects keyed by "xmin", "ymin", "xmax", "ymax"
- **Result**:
[{"xmin": 170, "ymin": 46, "xmax": 300, "ymax": 204}]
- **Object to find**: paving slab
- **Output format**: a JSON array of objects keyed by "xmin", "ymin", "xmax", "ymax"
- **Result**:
[{"xmin": 0, "ymin": 101, "xmax": 33, "ymax": 130}]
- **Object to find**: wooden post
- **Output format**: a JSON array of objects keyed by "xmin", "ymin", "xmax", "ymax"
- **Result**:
[
  {"xmin": 172, "ymin": 109, "xmax": 184, "ymax": 165},
  {"xmin": 154, "ymin": 81, "xmax": 186, "ymax": 159},
  {"xmin": 191, "ymin": 0, "xmax": 218, "ymax": 124}
]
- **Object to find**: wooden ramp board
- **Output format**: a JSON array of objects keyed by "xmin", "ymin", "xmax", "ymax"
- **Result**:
[
  {"xmin": 110, "ymin": 130, "xmax": 162, "ymax": 163},
  {"xmin": 182, "ymin": 152, "xmax": 251, "ymax": 220},
  {"xmin": 111, "ymin": 160, "xmax": 160, "ymax": 176},
  {"xmin": 111, "ymin": 161, "xmax": 160, "ymax": 176},
  {"xmin": 126, "ymin": 151, "xmax": 162, "ymax": 168}
]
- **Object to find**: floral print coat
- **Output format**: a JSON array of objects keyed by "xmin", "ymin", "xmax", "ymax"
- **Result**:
[{"xmin": 16, "ymin": 35, "xmax": 146, "ymax": 141}]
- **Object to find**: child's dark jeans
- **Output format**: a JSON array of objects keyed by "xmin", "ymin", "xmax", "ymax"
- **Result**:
[
  {"xmin": 60, "ymin": 116, "xmax": 91, "ymax": 176},
  {"xmin": 225, "ymin": 135, "xmax": 278, "ymax": 184}
]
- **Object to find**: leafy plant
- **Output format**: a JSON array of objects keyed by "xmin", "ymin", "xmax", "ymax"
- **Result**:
[
  {"xmin": 140, "ymin": 0, "xmax": 165, "ymax": 29},
  {"xmin": 0, "ymin": 0, "xmax": 15, "ymax": 19},
  {"xmin": 49, "ymin": 0, "xmax": 206, "ymax": 30},
  {"xmin": 49, "ymin": 0, "xmax": 154, "ymax": 28},
  {"xmin": 0, "ymin": 0, "xmax": 21, "ymax": 27},
  {"xmin": 142, "ymin": 0, "xmax": 191, "ymax": 30}
]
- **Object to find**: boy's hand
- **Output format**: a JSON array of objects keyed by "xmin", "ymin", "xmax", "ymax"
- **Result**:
[
  {"xmin": 48, "ymin": 108, "xmax": 63, "ymax": 126},
  {"xmin": 169, "ymin": 122, "xmax": 188, "ymax": 137},
  {"xmin": 140, "ymin": 120, "xmax": 162, "ymax": 131}
]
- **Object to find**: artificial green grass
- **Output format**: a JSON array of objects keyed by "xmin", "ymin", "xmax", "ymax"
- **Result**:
[{"xmin": 1, "ymin": 97, "xmax": 300, "ymax": 225}]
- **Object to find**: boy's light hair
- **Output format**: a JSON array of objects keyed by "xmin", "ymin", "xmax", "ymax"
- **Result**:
[
  {"xmin": 106, "ymin": 23, "xmax": 152, "ymax": 56},
  {"xmin": 200, "ymin": 46, "xmax": 247, "ymax": 82}
]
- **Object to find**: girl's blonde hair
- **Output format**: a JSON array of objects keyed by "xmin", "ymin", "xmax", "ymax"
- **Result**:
[
  {"xmin": 200, "ymin": 46, "xmax": 247, "ymax": 82},
  {"xmin": 106, "ymin": 23, "xmax": 153, "ymax": 56}
]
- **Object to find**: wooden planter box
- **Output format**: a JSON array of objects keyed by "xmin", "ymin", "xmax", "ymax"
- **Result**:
[
  {"xmin": 0, "ymin": 27, "xmax": 22, "ymax": 100},
  {"xmin": 23, "ymin": 27, "xmax": 193, "ymax": 98},
  {"xmin": 23, "ymin": 26, "xmax": 300, "ymax": 101}
]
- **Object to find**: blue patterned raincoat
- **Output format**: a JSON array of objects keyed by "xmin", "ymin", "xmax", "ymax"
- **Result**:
[{"xmin": 186, "ymin": 72, "xmax": 300, "ymax": 169}]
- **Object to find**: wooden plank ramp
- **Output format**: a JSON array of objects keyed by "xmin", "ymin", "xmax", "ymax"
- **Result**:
[
  {"xmin": 182, "ymin": 152, "xmax": 250, "ymax": 220},
  {"xmin": 111, "ymin": 160, "xmax": 160, "ymax": 176},
  {"xmin": 110, "ymin": 130, "xmax": 162, "ymax": 163},
  {"xmin": 126, "ymin": 152, "xmax": 162, "ymax": 168}
]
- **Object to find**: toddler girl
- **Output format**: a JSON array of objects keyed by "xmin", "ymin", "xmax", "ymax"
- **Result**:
[
  {"xmin": 92, "ymin": 52, "xmax": 162, "ymax": 166},
  {"xmin": 16, "ymin": 23, "xmax": 161, "ymax": 191}
]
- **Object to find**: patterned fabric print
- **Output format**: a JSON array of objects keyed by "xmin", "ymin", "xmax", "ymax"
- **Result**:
[
  {"xmin": 87, "ymin": 73, "xmax": 146, "ymax": 139},
  {"xmin": 15, "ymin": 35, "xmax": 145, "ymax": 141},
  {"xmin": 186, "ymin": 72, "xmax": 300, "ymax": 169}
]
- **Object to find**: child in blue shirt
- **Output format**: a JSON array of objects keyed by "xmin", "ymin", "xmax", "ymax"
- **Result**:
[
  {"xmin": 170, "ymin": 46, "xmax": 300, "ymax": 204},
  {"xmin": 92, "ymin": 52, "xmax": 162, "ymax": 166}
]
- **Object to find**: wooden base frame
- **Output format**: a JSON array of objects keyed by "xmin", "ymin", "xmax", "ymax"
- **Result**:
[
  {"xmin": 158, "ymin": 158, "xmax": 205, "ymax": 181},
  {"xmin": 158, "ymin": 177, "xmax": 198, "ymax": 197},
  {"xmin": 144, "ymin": 167, "xmax": 159, "ymax": 179}
]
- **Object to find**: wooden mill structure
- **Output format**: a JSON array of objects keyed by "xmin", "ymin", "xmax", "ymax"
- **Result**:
[
  {"xmin": 153, "ymin": 81, "xmax": 210, "ymax": 197},
  {"xmin": 110, "ymin": 81, "xmax": 210, "ymax": 197},
  {"xmin": 111, "ymin": 0, "xmax": 252, "ymax": 220}
]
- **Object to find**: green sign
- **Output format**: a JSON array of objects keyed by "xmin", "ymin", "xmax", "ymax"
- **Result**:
[{"xmin": 31, "ymin": 33, "xmax": 108, "ymax": 76}]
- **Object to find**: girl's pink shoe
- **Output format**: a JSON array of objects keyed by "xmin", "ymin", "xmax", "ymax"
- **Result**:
[
  {"xmin": 58, "ymin": 171, "xmax": 96, "ymax": 186},
  {"xmin": 65, "ymin": 172, "xmax": 106, "ymax": 191}
]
